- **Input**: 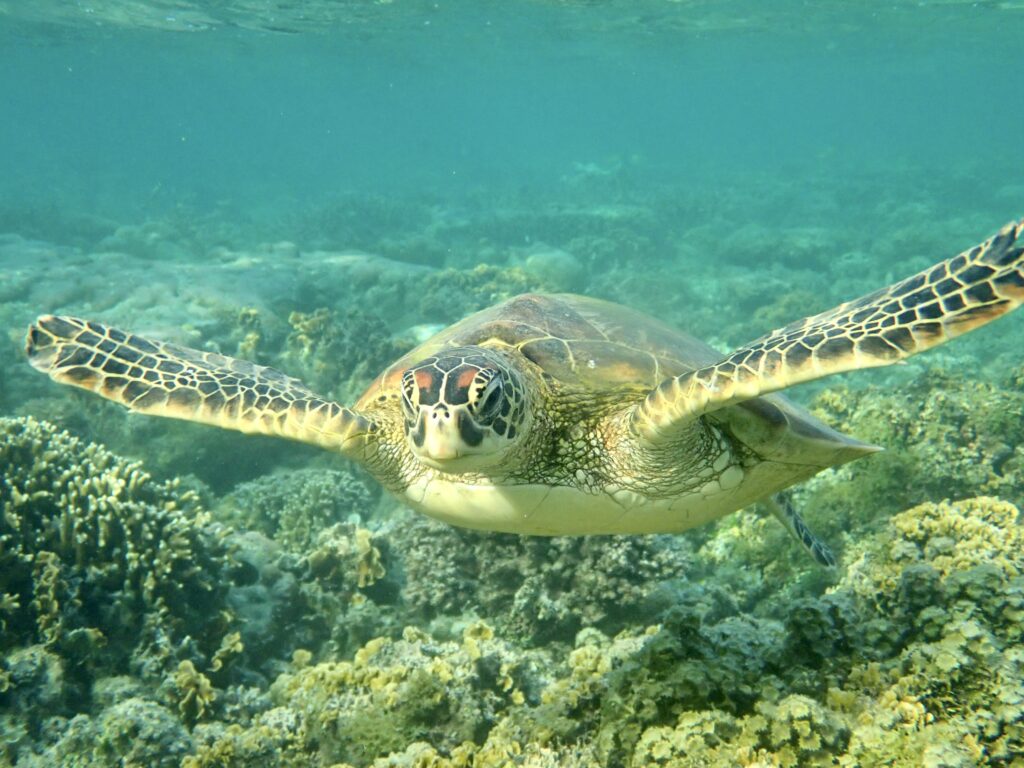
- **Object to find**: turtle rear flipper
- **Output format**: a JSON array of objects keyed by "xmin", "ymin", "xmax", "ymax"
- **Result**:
[
  {"xmin": 26, "ymin": 315, "xmax": 376, "ymax": 457},
  {"xmin": 766, "ymin": 493, "xmax": 836, "ymax": 568},
  {"xmin": 634, "ymin": 218, "xmax": 1024, "ymax": 445}
]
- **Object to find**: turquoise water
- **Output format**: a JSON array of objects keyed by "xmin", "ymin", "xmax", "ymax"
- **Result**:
[
  {"xmin": 1, "ymin": 2, "xmax": 1024, "ymax": 766},
  {"xmin": 3, "ymin": 2, "xmax": 1023, "ymax": 217}
]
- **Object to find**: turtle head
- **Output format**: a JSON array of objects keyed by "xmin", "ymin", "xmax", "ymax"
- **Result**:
[{"xmin": 400, "ymin": 347, "xmax": 530, "ymax": 472}]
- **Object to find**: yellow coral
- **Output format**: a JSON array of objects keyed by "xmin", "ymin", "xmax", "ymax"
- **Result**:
[
  {"xmin": 845, "ymin": 497, "xmax": 1023, "ymax": 603},
  {"xmin": 462, "ymin": 620, "xmax": 495, "ymax": 661},
  {"xmin": 30, "ymin": 551, "xmax": 63, "ymax": 646},
  {"xmin": 354, "ymin": 527, "xmax": 385, "ymax": 588},
  {"xmin": 175, "ymin": 660, "xmax": 216, "ymax": 723},
  {"xmin": 307, "ymin": 524, "xmax": 386, "ymax": 593},
  {"xmin": 235, "ymin": 307, "xmax": 263, "ymax": 359},
  {"xmin": 209, "ymin": 631, "xmax": 244, "ymax": 673}
]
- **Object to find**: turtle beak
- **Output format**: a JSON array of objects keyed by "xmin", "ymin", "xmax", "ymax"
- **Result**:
[{"xmin": 422, "ymin": 404, "xmax": 461, "ymax": 461}]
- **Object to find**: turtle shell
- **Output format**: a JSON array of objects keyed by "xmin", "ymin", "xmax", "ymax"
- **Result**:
[{"xmin": 360, "ymin": 293, "xmax": 875, "ymax": 466}]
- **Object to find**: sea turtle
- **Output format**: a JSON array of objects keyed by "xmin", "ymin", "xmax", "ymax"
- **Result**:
[{"xmin": 25, "ymin": 220, "xmax": 1024, "ymax": 566}]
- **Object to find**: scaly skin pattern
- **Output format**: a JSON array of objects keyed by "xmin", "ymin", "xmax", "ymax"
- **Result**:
[
  {"xmin": 25, "ymin": 316, "xmax": 376, "ymax": 455},
  {"xmin": 360, "ymin": 349, "xmax": 761, "ymax": 536}
]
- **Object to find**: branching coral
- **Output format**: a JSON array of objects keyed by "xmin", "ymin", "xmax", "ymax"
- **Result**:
[{"xmin": 0, "ymin": 417, "xmax": 233, "ymax": 665}]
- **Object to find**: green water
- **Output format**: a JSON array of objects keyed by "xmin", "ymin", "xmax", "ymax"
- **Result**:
[{"xmin": 1, "ymin": 2, "xmax": 1023, "ymax": 766}]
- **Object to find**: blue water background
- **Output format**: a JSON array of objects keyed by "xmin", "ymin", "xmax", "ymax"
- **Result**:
[{"xmin": 2, "ymin": 2, "xmax": 1022, "ymax": 225}]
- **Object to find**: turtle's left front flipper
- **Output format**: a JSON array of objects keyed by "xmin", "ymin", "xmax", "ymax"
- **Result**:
[
  {"xmin": 26, "ymin": 315, "xmax": 377, "ymax": 459},
  {"xmin": 634, "ymin": 218, "xmax": 1024, "ymax": 445}
]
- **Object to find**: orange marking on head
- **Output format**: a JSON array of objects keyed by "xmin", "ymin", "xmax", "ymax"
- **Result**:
[
  {"xmin": 456, "ymin": 367, "xmax": 478, "ymax": 390},
  {"xmin": 414, "ymin": 370, "xmax": 436, "ymax": 390}
]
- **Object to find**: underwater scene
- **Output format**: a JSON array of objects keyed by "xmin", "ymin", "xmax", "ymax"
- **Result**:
[{"xmin": 2, "ymin": 1, "xmax": 1024, "ymax": 766}]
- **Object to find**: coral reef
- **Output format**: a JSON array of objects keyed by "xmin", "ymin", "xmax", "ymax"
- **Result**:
[
  {"xmin": 282, "ymin": 307, "xmax": 409, "ymax": 403},
  {"xmin": 392, "ymin": 516, "xmax": 692, "ymax": 644},
  {"xmin": 217, "ymin": 467, "xmax": 379, "ymax": 555},
  {"xmin": 3, "ymin": 405, "xmax": 1024, "ymax": 767},
  {"xmin": 572, "ymin": 497, "xmax": 1024, "ymax": 767},
  {"xmin": 0, "ymin": 416, "xmax": 233, "ymax": 665},
  {"xmin": 805, "ymin": 368, "xmax": 1024, "ymax": 537},
  {"xmin": 0, "ymin": 416, "xmax": 240, "ymax": 764}
]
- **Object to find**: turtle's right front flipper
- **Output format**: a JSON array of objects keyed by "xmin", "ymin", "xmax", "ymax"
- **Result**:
[
  {"xmin": 26, "ymin": 315, "xmax": 377, "ymax": 459},
  {"xmin": 633, "ymin": 219, "xmax": 1024, "ymax": 445}
]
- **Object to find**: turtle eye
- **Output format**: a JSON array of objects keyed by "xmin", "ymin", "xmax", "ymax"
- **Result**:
[
  {"xmin": 473, "ymin": 376, "xmax": 504, "ymax": 424},
  {"xmin": 401, "ymin": 371, "xmax": 419, "ymax": 422}
]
